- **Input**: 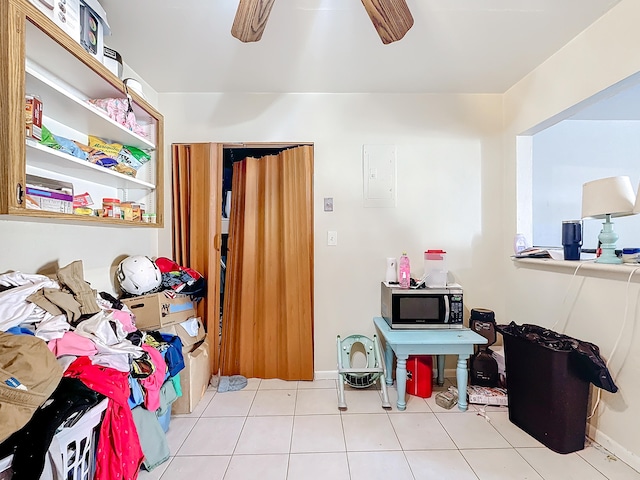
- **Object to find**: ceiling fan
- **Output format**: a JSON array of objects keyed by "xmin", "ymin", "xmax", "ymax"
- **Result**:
[{"xmin": 231, "ymin": 0, "xmax": 414, "ymax": 45}]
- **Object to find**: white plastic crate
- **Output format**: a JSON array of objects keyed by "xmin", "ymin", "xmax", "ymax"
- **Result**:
[
  {"xmin": 48, "ymin": 398, "xmax": 108, "ymax": 480},
  {"xmin": 0, "ymin": 455, "xmax": 13, "ymax": 480}
]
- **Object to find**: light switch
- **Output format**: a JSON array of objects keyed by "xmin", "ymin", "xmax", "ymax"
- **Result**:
[
  {"xmin": 324, "ymin": 197, "xmax": 334, "ymax": 212},
  {"xmin": 327, "ymin": 231, "xmax": 338, "ymax": 246}
]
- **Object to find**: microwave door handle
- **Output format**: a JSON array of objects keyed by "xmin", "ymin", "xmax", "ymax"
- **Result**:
[{"xmin": 444, "ymin": 296, "xmax": 450, "ymax": 323}]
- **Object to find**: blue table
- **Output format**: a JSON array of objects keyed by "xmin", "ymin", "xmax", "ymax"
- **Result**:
[{"xmin": 373, "ymin": 317, "xmax": 487, "ymax": 411}]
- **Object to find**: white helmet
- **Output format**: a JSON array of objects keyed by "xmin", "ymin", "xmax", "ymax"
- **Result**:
[{"xmin": 117, "ymin": 255, "xmax": 162, "ymax": 295}]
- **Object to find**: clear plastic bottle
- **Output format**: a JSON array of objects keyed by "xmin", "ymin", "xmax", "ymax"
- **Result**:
[{"xmin": 399, "ymin": 253, "xmax": 411, "ymax": 289}]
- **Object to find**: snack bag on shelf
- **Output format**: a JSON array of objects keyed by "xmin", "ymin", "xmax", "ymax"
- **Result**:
[
  {"xmin": 39, "ymin": 125, "xmax": 88, "ymax": 161},
  {"xmin": 87, "ymin": 136, "xmax": 150, "ymax": 177}
]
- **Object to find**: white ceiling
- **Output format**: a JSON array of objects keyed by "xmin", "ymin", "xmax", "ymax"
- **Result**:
[{"xmin": 100, "ymin": 0, "xmax": 622, "ymax": 95}]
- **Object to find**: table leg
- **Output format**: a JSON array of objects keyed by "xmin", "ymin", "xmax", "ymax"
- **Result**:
[
  {"xmin": 396, "ymin": 354, "xmax": 408, "ymax": 411},
  {"xmin": 456, "ymin": 354, "xmax": 470, "ymax": 411},
  {"xmin": 384, "ymin": 342, "xmax": 394, "ymax": 386},
  {"xmin": 437, "ymin": 355, "xmax": 445, "ymax": 386}
]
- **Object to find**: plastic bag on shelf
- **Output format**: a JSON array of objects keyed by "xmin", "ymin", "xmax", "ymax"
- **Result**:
[{"xmin": 87, "ymin": 97, "xmax": 148, "ymax": 137}]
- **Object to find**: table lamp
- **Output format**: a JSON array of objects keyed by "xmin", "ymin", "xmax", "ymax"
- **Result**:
[{"xmin": 582, "ymin": 176, "xmax": 636, "ymax": 264}]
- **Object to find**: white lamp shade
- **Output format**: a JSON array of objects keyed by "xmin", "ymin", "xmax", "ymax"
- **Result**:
[
  {"xmin": 582, "ymin": 176, "xmax": 636, "ymax": 219},
  {"xmin": 634, "ymin": 182, "xmax": 640, "ymax": 214}
]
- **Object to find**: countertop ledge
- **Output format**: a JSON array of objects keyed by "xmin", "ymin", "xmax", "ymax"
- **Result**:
[{"xmin": 512, "ymin": 257, "xmax": 640, "ymax": 282}]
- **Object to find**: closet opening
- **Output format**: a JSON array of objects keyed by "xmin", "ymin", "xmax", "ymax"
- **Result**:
[
  {"xmin": 219, "ymin": 145, "xmax": 297, "ymax": 321},
  {"xmin": 172, "ymin": 141, "xmax": 314, "ymax": 382},
  {"xmin": 219, "ymin": 143, "xmax": 315, "ymax": 381}
]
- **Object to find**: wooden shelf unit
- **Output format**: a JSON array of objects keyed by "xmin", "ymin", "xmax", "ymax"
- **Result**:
[{"xmin": 0, "ymin": 0, "xmax": 164, "ymax": 226}]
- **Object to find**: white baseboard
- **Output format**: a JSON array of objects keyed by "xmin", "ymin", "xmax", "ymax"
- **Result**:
[
  {"xmin": 587, "ymin": 424, "xmax": 640, "ymax": 473},
  {"xmin": 314, "ymin": 370, "xmax": 338, "ymax": 381}
]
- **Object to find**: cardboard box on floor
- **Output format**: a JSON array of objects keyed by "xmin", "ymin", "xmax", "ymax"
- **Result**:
[
  {"xmin": 122, "ymin": 292, "xmax": 197, "ymax": 331},
  {"xmin": 171, "ymin": 338, "xmax": 211, "ymax": 414}
]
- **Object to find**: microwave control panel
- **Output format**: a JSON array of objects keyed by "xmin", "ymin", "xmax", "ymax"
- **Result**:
[{"xmin": 449, "ymin": 294, "xmax": 464, "ymax": 325}]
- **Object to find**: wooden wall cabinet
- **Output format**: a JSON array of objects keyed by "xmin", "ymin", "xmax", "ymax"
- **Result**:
[{"xmin": 0, "ymin": 0, "xmax": 164, "ymax": 226}]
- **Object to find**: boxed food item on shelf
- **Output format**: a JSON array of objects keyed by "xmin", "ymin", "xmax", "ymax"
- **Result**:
[
  {"xmin": 25, "ymin": 94, "xmax": 43, "ymax": 141},
  {"xmin": 73, "ymin": 192, "xmax": 95, "ymax": 215},
  {"xmin": 25, "ymin": 175, "xmax": 73, "ymax": 214},
  {"xmin": 120, "ymin": 201, "xmax": 143, "ymax": 221},
  {"xmin": 121, "ymin": 292, "xmax": 197, "ymax": 331}
]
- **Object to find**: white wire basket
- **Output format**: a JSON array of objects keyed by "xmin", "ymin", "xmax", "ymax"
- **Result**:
[{"xmin": 49, "ymin": 398, "xmax": 108, "ymax": 480}]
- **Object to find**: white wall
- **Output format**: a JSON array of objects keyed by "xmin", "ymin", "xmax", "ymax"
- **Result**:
[
  {"xmin": 159, "ymin": 92, "xmax": 504, "ymax": 373},
  {"xmin": 0, "ymin": 220, "xmax": 158, "ymax": 293},
  {"xmin": 504, "ymin": 0, "xmax": 640, "ymax": 468}
]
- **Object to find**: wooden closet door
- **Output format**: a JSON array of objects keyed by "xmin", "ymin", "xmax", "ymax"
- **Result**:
[
  {"xmin": 172, "ymin": 143, "xmax": 223, "ymax": 374},
  {"xmin": 220, "ymin": 145, "xmax": 314, "ymax": 380}
]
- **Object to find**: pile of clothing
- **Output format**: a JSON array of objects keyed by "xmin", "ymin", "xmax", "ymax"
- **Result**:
[{"xmin": 0, "ymin": 260, "xmax": 187, "ymax": 479}]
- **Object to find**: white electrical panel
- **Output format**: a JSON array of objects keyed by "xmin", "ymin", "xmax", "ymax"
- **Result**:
[{"xmin": 363, "ymin": 145, "xmax": 396, "ymax": 207}]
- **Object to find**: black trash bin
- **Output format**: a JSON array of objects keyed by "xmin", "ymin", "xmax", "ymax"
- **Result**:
[{"xmin": 497, "ymin": 322, "xmax": 618, "ymax": 454}]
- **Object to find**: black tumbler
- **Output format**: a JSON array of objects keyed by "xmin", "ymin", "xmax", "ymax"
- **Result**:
[{"xmin": 562, "ymin": 220, "xmax": 582, "ymax": 261}]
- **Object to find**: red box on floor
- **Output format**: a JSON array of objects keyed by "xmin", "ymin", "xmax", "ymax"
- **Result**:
[{"xmin": 406, "ymin": 355, "xmax": 433, "ymax": 398}]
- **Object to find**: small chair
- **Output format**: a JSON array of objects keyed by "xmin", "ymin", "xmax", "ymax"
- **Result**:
[{"xmin": 336, "ymin": 334, "xmax": 392, "ymax": 411}]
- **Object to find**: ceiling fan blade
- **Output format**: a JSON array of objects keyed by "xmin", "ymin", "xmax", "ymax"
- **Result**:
[
  {"xmin": 360, "ymin": 0, "xmax": 414, "ymax": 45},
  {"xmin": 231, "ymin": 0, "xmax": 277, "ymax": 43}
]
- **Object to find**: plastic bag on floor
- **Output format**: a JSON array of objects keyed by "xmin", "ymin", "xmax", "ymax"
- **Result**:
[{"xmin": 497, "ymin": 322, "xmax": 618, "ymax": 393}]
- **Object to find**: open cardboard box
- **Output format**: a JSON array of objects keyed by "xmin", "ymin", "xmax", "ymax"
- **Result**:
[
  {"xmin": 122, "ymin": 292, "xmax": 197, "ymax": 331},
  {"xmin": 160, "ymin": 317, "xmax": 205, "ymax": 349},
  {"xmin": 171, "ymin": 339, "xmax": 210, "ymax": 414}
]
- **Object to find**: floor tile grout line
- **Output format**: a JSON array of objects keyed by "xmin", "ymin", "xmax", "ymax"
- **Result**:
[
  {"xmin": 456, "ymin": 449, "xmax": 482, "ymax": 480},
  {"xmin": 170, "ymin": 412, "xmax": 202, "ymax": 457},
  {"xmin": 578, "ymin": 440, "xmax": 624, "ymax": 479},
  {"xmin": 338, "ymin": 405, "xmax": 353, "ymax": 479}
]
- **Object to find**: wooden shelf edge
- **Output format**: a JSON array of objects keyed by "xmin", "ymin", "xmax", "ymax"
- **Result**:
[{"xmin": 3, "ymin": 207, "xmax": 164, "ymax": 228}]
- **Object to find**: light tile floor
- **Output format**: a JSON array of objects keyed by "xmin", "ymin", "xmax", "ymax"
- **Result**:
[{"xmin": 139, "ymin": 378, "xmax": 640, "ymax": 480}]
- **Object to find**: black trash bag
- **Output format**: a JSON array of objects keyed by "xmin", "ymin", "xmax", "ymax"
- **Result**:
[{"xmin": 497, "ymin": 322, "xmax": 618, "ymax": 393}]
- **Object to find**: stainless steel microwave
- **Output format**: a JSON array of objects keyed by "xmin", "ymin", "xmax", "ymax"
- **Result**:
[{"xmin": 381, "ymin": 282, "xmax": 464, "ymax": 329}]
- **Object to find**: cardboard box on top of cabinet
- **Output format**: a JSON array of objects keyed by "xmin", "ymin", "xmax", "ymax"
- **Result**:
[
  {"xmin": 30, "ymin": 0, "xmax": 81, "ymax": 42},
  {"xmin": 121, "ymin": 292, "xmax": 197, "ymax": 331},
  {"xmin": 28, "ymin": 0, "xmax": 111, "ymax": 62},
  {"xmin": 171, "ymin": 339, "xmax": 211, "ymax": 415}
]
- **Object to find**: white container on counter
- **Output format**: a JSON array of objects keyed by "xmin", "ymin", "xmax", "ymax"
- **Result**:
[{"xmin": 424, "ymin": 250, "xmax": 447, "ymax": 287}]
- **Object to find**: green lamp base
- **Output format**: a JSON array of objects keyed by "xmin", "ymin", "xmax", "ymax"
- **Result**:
[{"xmin": 595, "ymin": 215, "xmax": 622, "ymax": 264}]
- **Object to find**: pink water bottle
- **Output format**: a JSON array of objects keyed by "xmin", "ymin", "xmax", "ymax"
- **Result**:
[{"xmin": 399, "ymin": 253, "xmax": 411, "ymax": 289}]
